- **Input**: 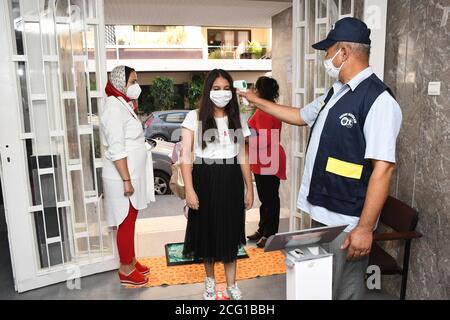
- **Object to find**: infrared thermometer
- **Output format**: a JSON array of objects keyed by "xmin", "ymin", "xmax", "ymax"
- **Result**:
[{"xmin": 233, "ymin": 80, "xmax": 250, "ymax": 107}]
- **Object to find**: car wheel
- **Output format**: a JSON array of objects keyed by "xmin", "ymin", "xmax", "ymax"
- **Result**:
[
  {"xmin": 154, "ymin": 171, "xmax": 170, "ymax": 195},
  {"xmin": 152, "ymin": 135, "xmax": 168, "ymax": 142}
]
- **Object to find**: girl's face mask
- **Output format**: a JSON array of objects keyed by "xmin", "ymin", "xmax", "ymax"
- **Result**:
[{"xmin": 210, "ymin": 90, "xmax": 232, "ymax": 108}]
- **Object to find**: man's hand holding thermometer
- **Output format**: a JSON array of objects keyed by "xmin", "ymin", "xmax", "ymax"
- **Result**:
[
  {"xmin": 237, "ymin": 86, "xmax": 307, "ymax": 126},
  {"xmin": 236, "ymin": 85, "xmax": 260, "ymax": 107},
  {"xmin": 233, "ymin": 80, "xmax": 251, "ymax": 107}
]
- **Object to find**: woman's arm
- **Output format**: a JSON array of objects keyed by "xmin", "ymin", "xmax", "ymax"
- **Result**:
[
  {"xmin": 180, "ymin": 127, "xmax": 199, "ymax": 210},
  {"xmin": 239, "ymin": 142, "xmax": 254, "ymax": 210},
  {"xmin": 101, "ymin": 102, "xmax": 134, "ymax": 197},
  {"xmin": 114, "ymin": 159, "xmax": 134, "ymax": 197}
]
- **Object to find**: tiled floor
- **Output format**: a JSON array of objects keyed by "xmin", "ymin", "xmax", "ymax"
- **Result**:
[{"xmin": 0, "ymin": 204, "xmax": 394, "ymax": 300}]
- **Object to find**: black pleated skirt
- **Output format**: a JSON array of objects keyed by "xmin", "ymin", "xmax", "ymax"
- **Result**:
[{"xmin": 183, "ymin": 157, "xmax": 246, "ymax": 263}]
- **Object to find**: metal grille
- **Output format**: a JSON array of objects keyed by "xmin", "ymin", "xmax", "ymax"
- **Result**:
[{"xmin": 8, "ymin": 0, "xmax": 113, "ymax": 269}]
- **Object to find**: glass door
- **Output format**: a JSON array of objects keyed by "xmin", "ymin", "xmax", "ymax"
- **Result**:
[{"xmin": 0, "ymin": 0, "xmax": 117, "ymax": 293}]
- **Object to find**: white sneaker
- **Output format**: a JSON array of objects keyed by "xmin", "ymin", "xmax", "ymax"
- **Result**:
[
  {"xmin": 224, "ymin": 284, "xmax": 242, "ymax": 300},
  {"xmin": 202, "ymin": 277, "xmax": 216, "ymax": 300}
]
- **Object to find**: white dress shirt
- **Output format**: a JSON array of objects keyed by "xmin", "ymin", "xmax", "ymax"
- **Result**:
[{"xmin": 101, "ymin": 96, "xmax": 155, "ymax": 227}]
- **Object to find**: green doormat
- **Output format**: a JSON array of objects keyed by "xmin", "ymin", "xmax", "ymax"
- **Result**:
[{"xmin": 165, "ymin": 243, "xmax": 249, "ymax": 266}]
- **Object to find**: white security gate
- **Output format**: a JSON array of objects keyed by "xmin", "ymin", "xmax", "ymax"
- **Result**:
[
  {"xmin": 289, "ymin": 0, "xmax": 387, "ymax": 231},
  {"xmin": 0, "ymin": 0, "xmax": 117, "ymax": 292}
]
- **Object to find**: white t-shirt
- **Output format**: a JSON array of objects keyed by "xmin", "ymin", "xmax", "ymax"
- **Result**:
[{"xmin": 181, "ymin": 109, "xmax": 251, "ymax": 159}]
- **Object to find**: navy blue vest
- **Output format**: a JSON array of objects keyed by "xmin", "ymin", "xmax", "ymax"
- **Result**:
[{"xmin": 307, "ymin": 74, "xmax": 395, "ymax": 217}]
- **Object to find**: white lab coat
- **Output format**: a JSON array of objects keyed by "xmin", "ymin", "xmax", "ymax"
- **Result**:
[{"xmin": 100, "ymin": 96, "xmax": 155, "ymax": 227}]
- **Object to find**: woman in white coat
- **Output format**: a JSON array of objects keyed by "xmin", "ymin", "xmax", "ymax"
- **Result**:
[{"xmin": 101, "ymin": 65, "xmax": 154, "ymax": 286}]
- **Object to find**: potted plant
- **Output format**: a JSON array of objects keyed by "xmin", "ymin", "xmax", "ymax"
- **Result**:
[{"xmin": 247, "ymin": 41, "xmax": 263, "ymax": 59}]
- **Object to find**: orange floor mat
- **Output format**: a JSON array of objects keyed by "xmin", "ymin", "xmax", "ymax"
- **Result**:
[{"xmin": 128, "ymin": 247, "xmax": 286, "ymax": 288}]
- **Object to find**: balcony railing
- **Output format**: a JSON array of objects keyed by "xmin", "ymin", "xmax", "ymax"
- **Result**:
[{"xmin": 99, "ymin": 45, "xmax": 271, "ymax": 60}]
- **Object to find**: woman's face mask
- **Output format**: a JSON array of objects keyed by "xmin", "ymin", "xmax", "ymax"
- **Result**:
[
  {"xmin": 210, "ymin": 90, "xmax": 232, "ymax": 108},
  {"xmin": 323, "ymin": 48, "xmax": 345, "ymax": 79},
  {"xmin": 126, "ymin": 83, "xmax": 142, "ymax": 100}
]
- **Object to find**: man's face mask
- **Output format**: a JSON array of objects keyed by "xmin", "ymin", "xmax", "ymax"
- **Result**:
[
  {"xmin": 323, "ymin": 48, "xmax": 345, "ymax": 79},
  {"xmin": 210, "ymin": 90, "xmax": 232, "ymax": 108}
]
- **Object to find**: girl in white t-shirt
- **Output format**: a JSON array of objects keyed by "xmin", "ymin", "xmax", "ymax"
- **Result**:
[{"xmin": 180, "ymin": 69, "xmax": 253, "ymax": 300}]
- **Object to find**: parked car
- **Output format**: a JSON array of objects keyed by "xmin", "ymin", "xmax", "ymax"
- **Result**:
[
  {"xmin": 147, "ymin": 138, "xmax": 174, "ymax": 196},
  {"xmin": 143, "ymin": 110, "xmax": 189, "ymax": 142}
]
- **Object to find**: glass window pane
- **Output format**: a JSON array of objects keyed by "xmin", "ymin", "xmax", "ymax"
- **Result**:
[
  {"xmin": 44, "ymin": 206, "xmax": 59, "ymax": 238},
  {"xmin": 341, "ymin": 0, "xmax": 352, "ymax": 15},
  {"xmin": 48, "ymin": 242, "xmax": 63, "ymax": 266},
  {"xmin": 22, "ymin": 0, "xmax": 39, "ymax": 16},
  {"xmin": 91, "ymin": 98, "xmax": 99, "ymax": 116},
  {"xmin": 26, "ymin": 139, "xmax": 42, "ymax": 206},
  {"xmin": 40, "ymin": 1, "xmax": 57, "ymax": 56},
  {"xmin": 307, "ymin": 1, "xmax": 316, "ymax": 54},
  {"xmin": 86, "ymin": 0, "xmax": 97, "ymax": 19},
  {"xmin": 298, "ymin": 27, "xmax": 305, "ymax": 88},
  {"xmin": 70, "ymin": 0, "xmax": 85, "ymax": 57},
  {"xmin": 93, "ymin": 126, "xmax": 101, "ymax": 159},
  {"xmin": 25, "ymin": 22, "xmax": 45, "ymax": 95},
  {"xmin": 298, "ymin": 0, "xmax": 305, "ymax": 22},
  {"xmin": 307, "ymin": 60, "xmax": 314, "ymax": 101},
  {"xmin": 56, "ymin": 23, "xmax": 74, "ymax": 91},
  {"xmin": 33, "ymin": 101, "xmax": 51, "ymax": 155},
  {"xmin": 44, "ymin": 62, "xmax": 62, "ymax": 132},
  {"xmin": 76, "ymin": 237, "xmax": 89, "ymax": 255},
  {"xmin": 51, "ymin": 137, "xmax": 68, "ymax": 202},
  {"xmin": 9, "ymin": 0, "xmax": 24, "ymax": 55},
  {"xmin": 102, "ymin": 231, "xmax": 113, "ymax": 255},
  {"xmin": 354, "ymin": 0, "xmax": 365, "ymax": 20},
  {"xmin": 330, "ymin": 0, "xmax": 339, "ymax": 23},
  {"xmin": 80, "ymin": 135, "xmax": 95, "ymax": 193},
  {"xmin": 59, "ymin": 207, "xmax": 73, "ymax": 263},
  {"xmin": 317, "ymin": 25, "xmax": 327, "ymax": 88},
  {"xmin": 64, "ymin": 99, "xmax": 80, "ymax": 160},
  {"xmin": 86, "ymin": 25, "xmax": 99, "ymax": 91},
  {"xmin": 70, "ymin": 170, "xmax": 86, "ymax": 226},
  {"xmin": 86, "ymin": 203, "xmax": 101, "ymax": 253},
  {"xmin": 56, "ymin": 0, "xmax": 70, "ymax": 17},
  {"xmin": 96, "ymin": 167, "xmax": 103, "ymax": 196},
  {"xmin": 41, "ymin": 173, "xmax": 57, "ymax": 208},
  {"xmin": 74, "ymin": 61, "xmax": 89, "ymax": 125},
  {"xmin": 16, "ymin": 62, "xmax": 31, "ymax": 133},
  {"xmin": 318, "ymin": 0, "xmax": 327, "ymax": 18},
  {"xmin": 33, "ymin": 211, "xmax": 49, "ymax": 268}
]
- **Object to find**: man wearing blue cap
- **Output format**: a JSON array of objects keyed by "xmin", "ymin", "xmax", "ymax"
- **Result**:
[{"xmin": 239, "ymin": 17, "xmax": 402, "ymax": 300}]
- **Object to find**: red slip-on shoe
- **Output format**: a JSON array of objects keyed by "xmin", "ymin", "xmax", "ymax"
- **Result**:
[
  {"xmin": 135, "ymin": 261, "xmax": 150, "ymax": 275},
  {"xmin": 118, "ymin": 269, "xmax": 148, "ymax": 286}
]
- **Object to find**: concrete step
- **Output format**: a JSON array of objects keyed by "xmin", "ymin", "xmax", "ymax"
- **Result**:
[{"xmin": 135, "ymin": 208, "xmax": 291, "ymax": 258}]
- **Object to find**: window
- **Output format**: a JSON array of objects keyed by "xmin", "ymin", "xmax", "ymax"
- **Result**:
[
  {"xmin": 207, "ymin": 29, "xmax": 251, "ymax": 51},
  {"xmin": 164, "ymin": 113, "xmax": 187, "ymax": 123},
  {"xmin": 133, "ymin": 25, "xmax": 166, "ymax": 32}
]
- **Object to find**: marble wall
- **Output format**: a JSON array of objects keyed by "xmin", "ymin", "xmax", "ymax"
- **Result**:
[
  {"xmin": 383, "ymin": 0, "xmax": 450, "ymax": 300},
  {"xmin": 272, "ymin": 7, "xmax": 293, "ymax": 214}
]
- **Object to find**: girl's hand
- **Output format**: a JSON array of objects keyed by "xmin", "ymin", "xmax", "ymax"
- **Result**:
[
  {"xmin": 186, "ymin": 188, "xmax": 200, "ymax": 211},
  {"xmin": 245, "ymin": 190, "xmax": 254, "ymax": 210},
  {"xmin": 123, "ymin": 181, "xmax": 135, "ymax": 197}
]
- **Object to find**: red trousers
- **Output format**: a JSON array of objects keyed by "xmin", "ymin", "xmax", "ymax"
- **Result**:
[{"xmin": 117, "ymin": 202, "xmax": 138, "ymax": 264}]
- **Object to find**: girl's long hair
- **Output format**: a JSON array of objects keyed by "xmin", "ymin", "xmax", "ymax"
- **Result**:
[{"xmin": 198, "ymin": 69, "xmax": 243, "ymax": 149}]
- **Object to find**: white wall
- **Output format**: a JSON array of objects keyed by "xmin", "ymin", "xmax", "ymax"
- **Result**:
[{"xmin": 364, "ymin": 0, "xmax": 388, "ymax": 80}]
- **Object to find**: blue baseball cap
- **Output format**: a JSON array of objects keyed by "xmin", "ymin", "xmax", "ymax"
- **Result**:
[{"xmin": 312, "ymin": 17, "xmax": 371, "ymax": 51}]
